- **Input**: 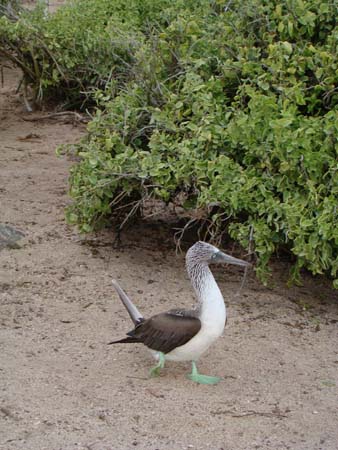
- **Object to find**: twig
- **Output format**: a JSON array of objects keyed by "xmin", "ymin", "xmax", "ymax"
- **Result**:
[
  {"xmin": 15, "ymin": 75, "xmax": 24, "ymax": 94},
  {"xmin": 174, "ymin": 218, "xmax": 198, "ymax": 253},
  {"xmin": 84, "ymin": 442, "xmax": 101, "ymax": 450},
  {"xmin": 32, "ymin": 33, "xmax": 67, "ymax": 82},
  {"xmin": 21, "ymin": 111, "xmax": 88, "ymax": 123},
  {"xmin": 224, "ymin": 0, "xmax": 233, "ymax": 12},
  {"xmin": 211, "ymin": 408, "xmax": 288, "ymax": 419},
  {"xmin": 0, "ymin": 47, "xmax": 35, "ymax": 80},
  {"xmin": 82, "ymin": 302, "xmax": 93, "ymax": 309},
  {"xmin": 126, "ymin": 375, "xmax": 148, "ymax": 381},
  {"xmin": 109, "ymin": 190, "xmax": 128, "ymax": 208},
  {"xmin": 119, "ymin": 198, "xmax": 143, "ymax": 229},
  {"xmin": 23, "ymin": 78, "xmax": 33, "ymax": 113},
  {"xmin": 237, "ymin": 224, "xmax": 254, "ymax": 295}
]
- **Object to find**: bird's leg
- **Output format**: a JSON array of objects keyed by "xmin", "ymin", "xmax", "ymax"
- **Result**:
[
  {"xmin": 149, "ymin": 352, "xmax": 165, "ymax": 377},
  {"xmin": 187, "ymin": 361, "xmax": 221, "ymax": 385}
]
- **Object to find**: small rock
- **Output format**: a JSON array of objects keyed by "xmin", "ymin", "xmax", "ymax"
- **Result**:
[{"xmin": 0, "ymin": 224, "xmax": 25, "ymax": 251}]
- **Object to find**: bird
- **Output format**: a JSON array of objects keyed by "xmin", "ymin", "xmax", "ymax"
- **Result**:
[{"xmin": 108, "ymin": 241, "xmax": 250, "ymax": 385}]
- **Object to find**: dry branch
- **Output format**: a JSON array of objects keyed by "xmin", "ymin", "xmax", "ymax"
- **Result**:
[{"xmin": 21, "ymin": 111, "xmax": 88, "ymax": 123}]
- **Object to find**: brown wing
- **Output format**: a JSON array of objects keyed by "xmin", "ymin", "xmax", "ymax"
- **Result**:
[{"xmin": 116, "ymin": 311, "xmax": 201, "ymax": 354}]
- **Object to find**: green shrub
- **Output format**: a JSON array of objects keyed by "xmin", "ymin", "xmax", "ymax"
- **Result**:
[
  {"xmin": 0, "ymin": 0, "xmax": 144, "ymax": 106},
  {"xmin": 63, "ymin": 0, "xmax": 337, "ymax": 286},
  {"xmin": 2, "ymin": 0, "xmax": 336, "ymax": 285},
  {"xmin": 0, "ymin": 0, "xmax": 21, "ymax": 19},
  {"xmin": 0, "ymin": 0, "xmax": 208, "ymax": 106}
]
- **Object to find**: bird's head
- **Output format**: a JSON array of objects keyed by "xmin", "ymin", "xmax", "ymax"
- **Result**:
[{"xmin": 186, "ymin": 241, "xmax": 250, "ymax": 268}]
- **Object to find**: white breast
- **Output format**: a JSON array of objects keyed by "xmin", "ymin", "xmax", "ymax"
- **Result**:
[{"xmin": 164, "ymin": 276, "xmax": 226, "ymax": 362}]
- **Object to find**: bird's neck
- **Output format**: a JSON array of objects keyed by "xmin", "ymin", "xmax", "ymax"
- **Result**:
[{"xmin": 187, "ymin": 263, "xmax": 226, "ymax": 322}]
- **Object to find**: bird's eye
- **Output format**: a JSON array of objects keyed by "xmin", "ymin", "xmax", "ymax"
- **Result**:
[{"xmin": 211, "ymin": 253, "xmax": 217, "ymax": 259}]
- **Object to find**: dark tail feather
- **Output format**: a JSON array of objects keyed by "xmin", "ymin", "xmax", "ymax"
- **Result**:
[
  {"xmin": 112, "ymin": 279, "xmax": 143, "ymax": 325},
  {"xmin": 108, "ymin": 336, "xmax": 140, "ymax": 345}
]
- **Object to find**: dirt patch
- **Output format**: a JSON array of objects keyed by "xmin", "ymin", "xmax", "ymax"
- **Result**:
[{"xmin": 1, "ymin": 65, "xmax": 338, "ymax": 450}]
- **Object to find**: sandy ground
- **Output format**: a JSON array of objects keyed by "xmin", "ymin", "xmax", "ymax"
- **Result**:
[{"xmin": 1, "ymin": 63, "xmax": 338, "ymax": 450}]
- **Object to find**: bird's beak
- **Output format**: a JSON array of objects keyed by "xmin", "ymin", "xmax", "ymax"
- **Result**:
[{"xmin": 215, "ymin": 251, "xmax": 251, "ymax": 267}]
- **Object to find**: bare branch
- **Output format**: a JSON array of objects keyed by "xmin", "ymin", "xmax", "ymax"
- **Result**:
[{"xmin": 21, "ymin": 111, "xmax": 88, "ymax": 122}]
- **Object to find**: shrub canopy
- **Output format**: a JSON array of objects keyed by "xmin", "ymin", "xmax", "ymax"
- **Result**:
[{"xmin": 1, "ymin": 0, "xmax": 337, "ymax": 285}]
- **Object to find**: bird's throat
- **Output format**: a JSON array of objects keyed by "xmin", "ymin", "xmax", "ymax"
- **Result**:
[{"xmin": 189, "ymin": 264, "xmax": 226, "ymax": 328}]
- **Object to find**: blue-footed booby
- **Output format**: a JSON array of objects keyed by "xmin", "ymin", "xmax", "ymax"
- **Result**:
[{"xmin": 109, "ymin": 241, "xmax": 250, "ymax": 384}]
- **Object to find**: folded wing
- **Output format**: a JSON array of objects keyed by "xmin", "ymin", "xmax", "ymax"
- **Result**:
[{"xmin": 110, "ymin": 311, "xmax": 201, "ymax": 354}]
